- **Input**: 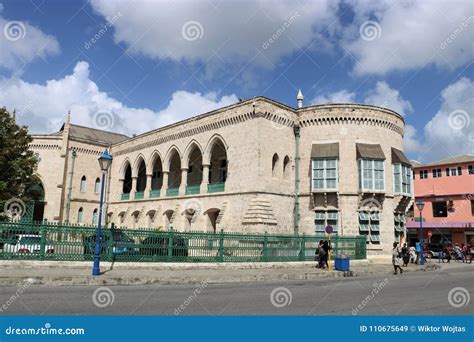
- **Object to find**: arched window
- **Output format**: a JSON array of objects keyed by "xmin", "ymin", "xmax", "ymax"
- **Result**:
[
  {"xmin": 92, "ymin": 208, "xmax": 98, "ymax": 225},
  {"xmin": 77, "ymin": 207, "xmax": 84, "ymax": 224},
  {"xmin": 272, "ymin": 153, "xmax": 279, "ymax": 177},
  {"xmin": 94, "ymin": 178, "xmax": 101, "ymax": 193},
  {"xmin": 283, "ymin": 156, "xmax": 290, "ymax": 180},
  {"xmin": 80, "ymin": 176, "xmax": 87, "ymax": 192}
]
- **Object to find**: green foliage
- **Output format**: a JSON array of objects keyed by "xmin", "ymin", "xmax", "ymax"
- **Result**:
[{"xmin": 0, "ymin": 107, "xmax": 38, "ymax": 218}]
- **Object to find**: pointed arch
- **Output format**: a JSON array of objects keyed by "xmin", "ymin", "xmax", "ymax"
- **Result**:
[
  {"xmin": 119, "ymin": 158, "xmax": 132, "ymax": 180},
  {"xmin": 183, "ymin": 140, "xmax": 204, "ymax": 168},
  {"xmin": 206, "ymin": 135, "xmax": 228, "ymax": 186},
  {"xmin": 147, "ymin": 150, "xmax": 164, "ymax": 174},
  {"xmin": 148, "ymin": 150, "xmax": 164, "ymax": 192},
  {"xmin": 132, "ymin": 154, "xmax": 147, "ymax": 178},
  {"xmin": 203, "ymin": 134, "xmax": 228, "ymax": 165},
  {"xmin": 163, "ymin": 145, "xmax": 182, "ymax": 171}
]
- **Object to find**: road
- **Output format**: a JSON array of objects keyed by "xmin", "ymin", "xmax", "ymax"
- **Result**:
[{"xmin": 0, "ymin": 266, "xmax": 472, "ymax": 315}]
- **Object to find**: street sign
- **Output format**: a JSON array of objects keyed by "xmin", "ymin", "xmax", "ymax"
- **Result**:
[{"xmin": 325, "ymin": 225, "xmax": 333, "ymax": 234}]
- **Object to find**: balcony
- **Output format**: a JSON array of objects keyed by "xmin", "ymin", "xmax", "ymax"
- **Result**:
[
  {"xmin": 135, "ymin": 191, "xmax": 144, "ymax": 199},
  {"xmin": 166, "ymin": 187, "xmax": 179, "ymax": 197},
  {"xmin": 149, "ymin": 189, "xmax": 161, "ymax": 198},
  {"xmin": 208, "ymin": 182, "xmax": 225, "ymax": 193},
  {"xmin": 185, "ymin": 184, "xmax": 200, "ymax": 195},
  {"xmin": 121, "ymin": 193, "xmax": 130, "ymax": 201}
]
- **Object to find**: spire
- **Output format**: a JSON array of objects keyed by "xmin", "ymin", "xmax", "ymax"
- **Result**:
[
  {"xmin": 12, "ymin": 109, "xmax": 16, "ymax": 123},
  {"xmin": 297, "ymin": 89, "xmax": 304, "ymax": 109},
  {"xmin": 66, "ymin": 110, "xmax": 71, "ymax": 125}
]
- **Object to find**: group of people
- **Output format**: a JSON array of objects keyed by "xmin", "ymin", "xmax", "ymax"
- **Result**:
[
  {"xmin": 392, "ymin": 240, "xmax": 473, "ymax": 274},
  {"xmin": 315, "ymin": 240, "xmax": 331, "ymax": 269}
]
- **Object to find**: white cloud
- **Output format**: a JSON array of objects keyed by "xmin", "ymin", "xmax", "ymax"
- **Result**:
[
  {"xmin": 344, "ymin": 1, "xmax": 473, "ymax": 75},
  {"xmin": 403, "ymin": 124, "xmax": 423, "ymax": 155},
  {"xmin": 0, "ymin": 16, "xmax": 60, "ymax": 71},
  {"xmin": 89, "ymin": 0, "xmax": 338, "ymax": 67},
  {"xmin": 0, "ymin": 61, "xmax": 238, "ymax": 136},
  {"xmin": 420, "ymin": 77, "xmax": 474, "ymax": 161},
  {"xmin": 364, "ymin": 81, "xmax": 413, "ymax": 116},
  {"xmin": 310, "ymin": 89, "xmax": 355, "ymax": 104}
]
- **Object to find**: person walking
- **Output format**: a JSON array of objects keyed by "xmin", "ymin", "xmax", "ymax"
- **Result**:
[
  {"xmin": 415, "ymin": 240, "xmax": 422, "ymax": 264},
  {"xmin": 401, "ymin": 243, "xmax": 410, "ymax": 267},
  {"xmin": 444, "ymin": 244, "xmax": 452, "ymax": 263},
  {"xmin": 315, "ymin": 240, "xmax": 324, "ymax": 268},
  {"xmin": 392, "ymin": 242, "xmax": 403, "ymax": 275},
  {"xmin": 321, "ymin": 240, "xmax": 330, "ymax": 270}
]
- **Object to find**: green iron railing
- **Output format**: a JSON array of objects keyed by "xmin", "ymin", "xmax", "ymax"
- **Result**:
[
  {"xmin": 208, "ymin": 182, "xmax": 225, "ymax": 193},
  {"xmin": 166, "ymin": 187, "xmax": 179, "ymax": 197},
  {"xmin": 135, "ymin": 191, "xmax": 145, "ymax": 199},
  {"xmin": 121, "ymin": 193, "xmax": 130, "ymax": 200},
  {"xmin": 0, "ymin": 220, "xmax": 366, "ymax": 262},
  {"xmin": 149, "ymin": 189, "xmax": 161, "ymax": 198},
  {"xmin": 185, "ymin": 185, "xmax": 200, "ymax": 195}
]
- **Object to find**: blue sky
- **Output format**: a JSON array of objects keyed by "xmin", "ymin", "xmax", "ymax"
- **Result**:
[{"xmin": 0, "ymin": 0, "xmax": 472, "ymax": 162}]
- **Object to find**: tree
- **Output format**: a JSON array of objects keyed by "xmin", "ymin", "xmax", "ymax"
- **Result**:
[{"xmin": 0, "ymin": 107, "xmax": 38, "ymax": 220}]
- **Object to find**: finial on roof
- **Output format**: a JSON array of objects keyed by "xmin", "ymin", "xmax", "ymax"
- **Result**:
[
  {"xmin": 297, "ymin": 89, "xmax": 304, "ymax": 108},
  {"xmin": 12, "ymin": 109, "xmax": 16, "ymax": 122},
  {"xmin": 66, "ymin": 110, "xmax": 71, "ymax": 124}
]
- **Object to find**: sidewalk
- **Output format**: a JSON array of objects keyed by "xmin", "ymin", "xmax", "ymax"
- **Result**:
[{"xmin": 0, "ymin": 259, "xmax": 450, "ymax": 286}]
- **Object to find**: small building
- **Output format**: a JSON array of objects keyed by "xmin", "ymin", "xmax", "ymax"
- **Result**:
[
  {"xmin": 407, "ymin": 155, "xmax": 474, "ymax": 246},
  {"xmin": 27, "ymin": 92, "xmax": 413, "ymax": 256}
]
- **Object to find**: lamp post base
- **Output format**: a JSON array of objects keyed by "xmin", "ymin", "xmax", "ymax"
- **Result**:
[{"xmin": 92, "ymin": 256, "xmax": 101, "ymax": 276}]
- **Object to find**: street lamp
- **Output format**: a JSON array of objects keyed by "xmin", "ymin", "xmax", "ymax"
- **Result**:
[
  {"xmin": 416, "ymin": 201, "xmax": 425, "ymax": 265},
  {"xmin": 92, "ymin": 149, "xmax": 113, "ymax": 276}
]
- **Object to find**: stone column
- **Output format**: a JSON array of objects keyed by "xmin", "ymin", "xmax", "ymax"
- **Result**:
[
  {"xmin": 201, "ymin": 164, "xmax": 210, "ymax": 194},
  {"xmin": 145, "ymin": 174, "xmax": 152, "ymax": 198},
  {"xmin": 179, "ymin": 168, "xmax": 188, "ymax": 196},
  {"xmin": 161, "ymin": 171, "xmax": 169, "ymax": 195},
  {"xmin": 131, "ymin": 176, "xmax": 137, "ymax": 199},
  {"xmin": 118, "ymin": 179, "xmax": 124, "ymax": 200}
]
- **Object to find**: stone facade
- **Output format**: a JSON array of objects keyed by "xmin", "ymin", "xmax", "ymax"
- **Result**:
[{"xmin": 28, "ymin": 96, "xmax": 413, "ymax": 256}]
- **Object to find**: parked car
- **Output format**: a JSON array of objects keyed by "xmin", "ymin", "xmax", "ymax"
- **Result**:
[
  {"xmin": 2, "ymin": 234, "xmax": 54, "ymax": 254},
  {"xmin": 139, "ymin": 235, "xmax": 188, "ymax": 257},
  {"xmin": 83, "ymin": 231, "xmax": 138, "ymax": 256}
]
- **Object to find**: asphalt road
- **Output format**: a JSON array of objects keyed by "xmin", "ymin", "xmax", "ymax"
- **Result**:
[{"xmin": 0, "ymin": 266, "xmax": 472, "ymax": 316}]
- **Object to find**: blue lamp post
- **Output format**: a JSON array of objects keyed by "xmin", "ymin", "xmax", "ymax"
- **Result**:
[
  {"xmin": 416, "ymin": 201, "xmax": 425, "ymax": 265},
  {"xmin": 92, "ymin": 149, "xmax": 113, "ymax": 276}
]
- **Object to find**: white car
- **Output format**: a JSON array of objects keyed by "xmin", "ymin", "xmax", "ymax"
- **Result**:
[{"xmin": 2, "ymin": 234, "xmax": 54, "ymax": 254}]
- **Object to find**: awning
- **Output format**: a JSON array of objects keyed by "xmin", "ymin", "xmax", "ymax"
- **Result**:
[
  {"xmin": 356, "ymin": 143, "xmax": 385, "ymax": 160},
  {"xmin": 391, "ymin": 147, "xmax": 411, "ymax": 165},
  {"xmin": 311, "ymin": 143, "xmax": 339, "ymax": 158}
]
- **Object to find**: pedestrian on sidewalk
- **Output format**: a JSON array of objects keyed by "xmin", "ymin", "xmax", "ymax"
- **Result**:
[
  {"xmin": 461, "ymin": 243, "xmax": 468, "ymax": 263},
  {"xmin": 438, "ymin": 243, "xmax": 445, "ymax": 263},
  {"xmin": 315, "ymin": 240, "xmax": 324, "ymax": 268},
  {"xmin": 392, "ymin": 242, "xmax": 403, "ymax": 275},
  {"xmin": 444, "ymin": 244, "xmax": 452, "ymax": 263},
  {"xmin": 415, "ymin": 240, "xmax": 422, "ymax": 264},
  {"xmin": 401, "ymin": 243, "xmax": 410, "ymax": 267},
  {"xmin": 321, "ymin": 240, "xmax": 330, "ymax": 270},
  {"xmin": 409, "ymin": 245, "xmax": 416, "ymax": 263}
]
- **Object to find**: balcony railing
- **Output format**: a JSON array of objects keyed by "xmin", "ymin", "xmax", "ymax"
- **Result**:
[
  {"xmin": 121, "ymin": 193, "xmax": 130, "ymax": 201},
  {"xmin": 185, "ymin": 184, "xmax": 200, "ymax": 195},
  {"xmin": 166, "ymin": 187, "xmax": 179, "ymax": 197},
  {"xmin": 149, "ymin": 189, "xmax": 161, "ymax": 198},
  {"xmin": 208, "ymin": 182, "xmax": 225, "ymax": 193},
  {"xmin": 135, "ymin": 191, "xmax": 144, "ymax": 199}
]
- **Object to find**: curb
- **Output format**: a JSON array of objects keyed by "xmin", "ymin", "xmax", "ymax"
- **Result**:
[{"xmin": 0, "ymin": 264, "xmax": 439, "ymax": 287}]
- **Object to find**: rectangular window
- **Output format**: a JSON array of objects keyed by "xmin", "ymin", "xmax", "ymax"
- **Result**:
[
  {"xmin": 393, "ymin": 164, "xmax": 401, "ymax": 193},
  {"xmin": 469, "ymin": 165, "xmax": 474, "ymax": 175},
  {"xmin": 394, "ymin": 164, "xmax": 412, "ymax": 195},
  {"xmin": 359, "ymin": 159, "xmax": 384, "ymax": 191},
  {"xmin": 432, "ymin": 168, "xmax": 441, "ymax": 178},
  {"xmin": 471, "ymin": 200, "xmax": 474, "ymax": 216},
  {"xmin": 314, "ymin": 211, "xmax": 338, "ymax": 234},
  {"xmin": 358, "ymin": 210, "xmax": 380, "ymax": 244},
  {"xmin": 446, "ymin": 168, "xmax": 450, "ymax": 177},
  {"xmin": 419, "ymin": 170, "xmax": 428, "ymax": 179},
  {"xmin": 312, "ymin": 158, "xmax": 338, "ymax": 191},
  {"xmin": 447, "ymin": 167, "xmax": 458, "ymax": 176},
  {"xmin": 457, "ymin": 166, "xmax": 462, "ymax": 175},
  {"xmin": 432, "ymin": 201, "xmax": 448, "ymax": 217}
]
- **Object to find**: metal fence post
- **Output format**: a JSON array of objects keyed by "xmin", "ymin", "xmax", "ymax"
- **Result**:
[
  {"xmin": 263, "ymin": 232, "xmax": 268, "ymax": 262},
  {"xmin": 168, "ymin": 228, "xmax": 174, "ymax": 262},
  {"xmin": 218, "ymin": 229, "xmax": 224, "ymax": 262},
  {"xmin": 40, "ymin": 223, "xmax": 46, "ymax": 260},
  {"xmin": 299, "ymin": 233, "xmax": 306, "ymax": 261}
]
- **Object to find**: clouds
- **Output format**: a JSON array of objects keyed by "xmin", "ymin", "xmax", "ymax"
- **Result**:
[
  {"xmin": 311, "ymin": 89, "xmax": 355, "ymax": 105},
  {"xmin": 0, "ymin": 16, "xmax": 60, "ymax": 71},
  {"xmin": 344, "ymin": 1, "xmax": 473, "ymax": 75},
  {"xmin": 364, "ymin": 81, "xmax": 413, "ymax": 116},
  {"xmin": 89, "ymin": 0, "xmax": 338, "ymax": 67},
  {"xmin": 0, "ymin": 61, "xmax": 238, "ymax": 135}
]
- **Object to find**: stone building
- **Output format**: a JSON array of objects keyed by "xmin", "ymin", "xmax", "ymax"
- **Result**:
[{"xmin": 28, "ymin": 92, "xmax": 413, "ymax": 255}]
